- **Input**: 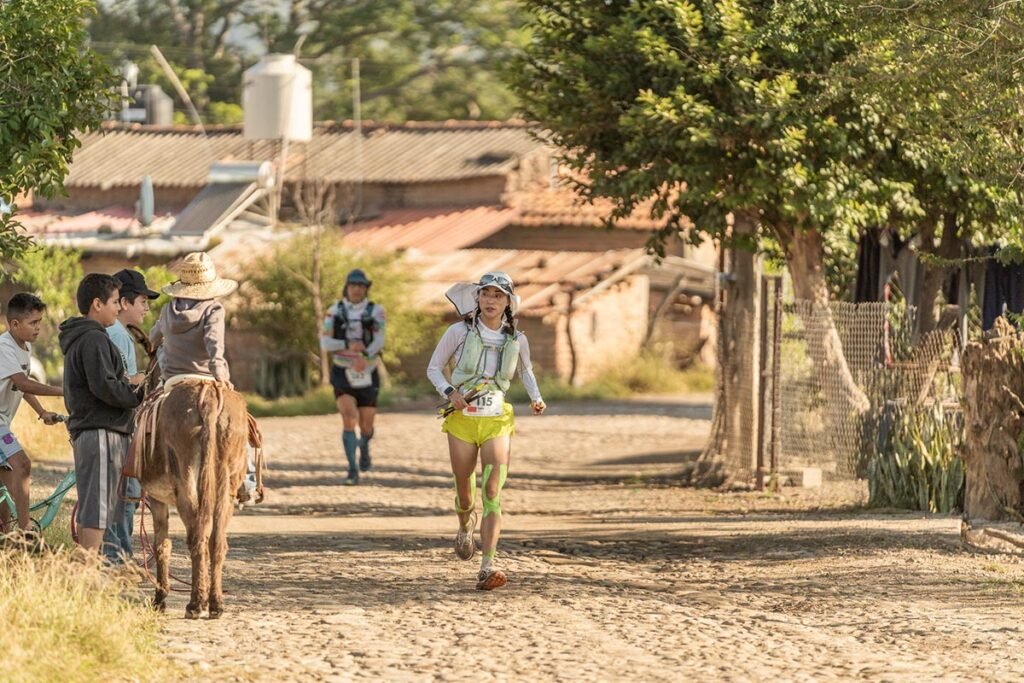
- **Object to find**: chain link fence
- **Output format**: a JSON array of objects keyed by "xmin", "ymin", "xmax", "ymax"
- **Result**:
[{"xmin": 759, "ymin": 278, "xmax": 961, "ymax": 480}]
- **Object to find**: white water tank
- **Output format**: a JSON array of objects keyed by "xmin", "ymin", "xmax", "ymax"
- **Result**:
[{"xmin": 243, "ymin": 54, "xmax": 312, "ymax": 142}]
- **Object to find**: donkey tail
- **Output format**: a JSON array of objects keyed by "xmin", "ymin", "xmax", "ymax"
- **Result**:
[{"xmin": 196, "ymin": 382, "xmax": 223, "ymax": 527}]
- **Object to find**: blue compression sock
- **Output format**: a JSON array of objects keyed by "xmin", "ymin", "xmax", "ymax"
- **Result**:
[{"xmin": 342, "ymin": 430, "xmax": 359, "ymax": 478}]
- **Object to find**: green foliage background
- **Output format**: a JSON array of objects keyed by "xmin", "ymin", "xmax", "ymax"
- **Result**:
[
  {"xmin": 6, "ymin": 246, "xmax": 83, "ymax": 378},
  {"xmin": 88, "ymin": 0, "xmax": 527, "ymax": 123},
  {"xmin": 2, "ymin": 253, "xmax": 175, "ymax": 379},
  {"xmin": 0, "ymin": 0, "xmax": 114, "ymax": 257},
  {"xmin": 236, "ymin": 230, "xmax": 442, "ymax": 382}
]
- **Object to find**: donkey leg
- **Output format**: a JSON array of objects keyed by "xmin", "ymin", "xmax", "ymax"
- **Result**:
[
  {"xmin": 207, "ymin": 480, "xmax": 234, "ymax": 619},
  {"xmin": 150, "ymin": 499, "xmax": 171, "ymax": 611},
  {"xmin": 178, "ymin": 495, "xmax": 210, "ymax": 619}
]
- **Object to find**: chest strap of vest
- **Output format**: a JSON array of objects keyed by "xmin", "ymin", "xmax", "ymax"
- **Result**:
[{"xmin": 333, "ymin": 301, "xmax": 376, "ymax": 348}]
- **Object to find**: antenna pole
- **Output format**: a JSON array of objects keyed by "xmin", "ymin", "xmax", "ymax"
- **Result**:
[
  {"xmin": 149, "ymin": 45, "xmax": 206, "ymax": 135},
  {"xmin": 353, "ymin": 57, "xmax": 362, "ymax": 223}
]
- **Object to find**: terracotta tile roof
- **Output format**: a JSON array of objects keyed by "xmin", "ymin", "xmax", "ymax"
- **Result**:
[
  {"xmin": 407, "ymin": 248, "xmax": 648, "ymax": 315},
  {"xmin": 66, "ymin": 121, "xmax": 544, "ymax": 189},
  {"xmin": 15, "ymin": 206, "xmax": 174, "ymax": 236},
  {"xmin": 340, "ymin": 206, "xmax": 519, "ymax": 252},
  {"xmin": 508, "ymin": 187, "xmax": 684, "ymax": 231}
]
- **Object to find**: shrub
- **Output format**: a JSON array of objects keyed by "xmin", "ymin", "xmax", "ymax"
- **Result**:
[{"xmin": 866, "ymin": 402, "xmax": 965, "ymax": 513}]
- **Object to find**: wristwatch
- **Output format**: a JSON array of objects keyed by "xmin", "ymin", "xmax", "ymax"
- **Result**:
[{"xmin": 444, "ymin": 386, "xmax": 456, "ymax": 396}]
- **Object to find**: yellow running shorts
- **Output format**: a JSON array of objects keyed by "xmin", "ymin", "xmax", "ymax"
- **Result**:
[{"xmin": 442, "ymin": 401, "xmax": 515, "ymax": 447}]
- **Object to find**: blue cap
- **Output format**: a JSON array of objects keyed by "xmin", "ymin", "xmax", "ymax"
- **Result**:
[{"xmin": 346, "ymin": 269, "xmax": 371, "ymax": 286}]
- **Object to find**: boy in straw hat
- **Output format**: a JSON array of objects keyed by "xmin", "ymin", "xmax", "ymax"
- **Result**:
[{"xmin": 149, "ymin": 252, "xmax": 237, "ymax": 386}]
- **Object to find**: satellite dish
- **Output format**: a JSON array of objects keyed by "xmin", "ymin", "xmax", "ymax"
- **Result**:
[{"xmin": 139, "ymin": 175, "xmax": 154, "ymax": 226}]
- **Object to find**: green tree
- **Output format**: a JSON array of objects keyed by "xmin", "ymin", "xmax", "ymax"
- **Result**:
[
  {"xmin": 827, "ymin": 3, "xmax": 1024, "ymax": 330},
  {"xmin": 0, "ymin": 0, "xmax": 114, "ymax": 258},
  {"xmin": 509, "ymin": 0, "xmax": 1024, "ymax": 477},
  {"xmin": 88, "ymin": 0, "xmax": 526, "ymax": 122},
  {"xmin": 262, "ymin": 0, "xmax": 529, "ymax": 121},
  {"xmin": 510, "ymin": 0, "xmax": 1024, "ymax": 366},
  {"xmin": 236, "ymin": 231, "xmax": 441, "ymax": 384},
  {"xmin": 511, "ymin": 1, "xmax": 895, "ymax": 418}
]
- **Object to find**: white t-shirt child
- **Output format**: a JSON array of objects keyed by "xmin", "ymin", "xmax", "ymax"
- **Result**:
[{"xmin": 0, "ymin": 330, "xmax": 31, "ymax": 427}]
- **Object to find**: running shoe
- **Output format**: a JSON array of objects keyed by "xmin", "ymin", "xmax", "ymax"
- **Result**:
[
  {"xmin": 455, "ymin": 511, "xmax": 477, "ymax": 561},
  {"xmin": 359, "ymin": 447, "xmax": 372, "ymax": 472},
  {"xmin": 476, "ymin": 567, "xmax": 507, "ymax": 591}
]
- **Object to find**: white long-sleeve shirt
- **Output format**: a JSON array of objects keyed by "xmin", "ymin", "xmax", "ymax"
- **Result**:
[{"xmin": 426, "ymin": 321, "xmax": 543, "ymax": 403}]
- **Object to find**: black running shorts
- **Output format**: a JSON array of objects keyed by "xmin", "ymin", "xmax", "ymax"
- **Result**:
[{"xmin": 330, "ymin": 365, "xmax": 380, "ymax": 407}]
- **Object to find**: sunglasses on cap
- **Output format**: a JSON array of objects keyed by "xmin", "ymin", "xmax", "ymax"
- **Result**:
[{"xmin": 477, "ymin": 273, "xmax": 514, "ymax": 292}]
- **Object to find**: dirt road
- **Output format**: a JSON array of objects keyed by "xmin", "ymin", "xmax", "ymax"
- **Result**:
[{"xmin": 155, "ymin": 396, "xmax": 1024, "ymax": 682}]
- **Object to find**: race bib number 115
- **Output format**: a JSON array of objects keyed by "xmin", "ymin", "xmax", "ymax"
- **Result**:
[{"xmin": 463, "ymin": 391, "xmax": 504, "ymax": 417}]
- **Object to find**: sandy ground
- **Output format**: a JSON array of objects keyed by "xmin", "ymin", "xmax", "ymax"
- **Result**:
[{"xmin": 135, "ymin": 395, "xmax": 1024, "ymax": 682}]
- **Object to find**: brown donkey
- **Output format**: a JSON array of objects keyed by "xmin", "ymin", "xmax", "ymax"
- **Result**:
[{"xmin": 140, "ymin": 380, "xmax": 249, "ymax": 619}]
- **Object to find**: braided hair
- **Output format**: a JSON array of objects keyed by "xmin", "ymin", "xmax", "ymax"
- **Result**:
[{"xmin": 502, "ymin": 304, "xmax": 516, "ymax": 336}]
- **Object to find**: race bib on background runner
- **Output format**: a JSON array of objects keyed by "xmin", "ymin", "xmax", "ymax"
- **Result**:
[
  {"xmin": 463, "ymin": 390, "xmax": 504, "ymax": 417},
  {"xmin": 345, "ymin": 367, "xmax": 373, "ymax": 388}
]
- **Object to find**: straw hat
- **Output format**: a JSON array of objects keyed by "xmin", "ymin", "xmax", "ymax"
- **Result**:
[{"xmin": 162, "ymin": 252, "xmax": 238, "ymax": 300}]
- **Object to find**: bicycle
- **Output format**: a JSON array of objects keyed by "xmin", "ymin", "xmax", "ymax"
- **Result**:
[{"xmin": 0, "ymin": 415, "xmax": 77, "ymax": 539}]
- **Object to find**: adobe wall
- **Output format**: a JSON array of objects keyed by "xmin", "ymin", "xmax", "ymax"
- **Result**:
[{"xmin": 548, "ymin": 274, "xmax": 650, "ymax": 384}]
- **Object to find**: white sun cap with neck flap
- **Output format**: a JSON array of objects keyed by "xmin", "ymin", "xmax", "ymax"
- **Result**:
[{"xmin": 444, "ymin": 271, "xmax": 520, "ymax": 318}]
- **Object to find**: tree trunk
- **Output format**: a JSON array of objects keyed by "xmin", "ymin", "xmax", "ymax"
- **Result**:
[
  {"xmin": 312, "ymin": 224, "xmax": 329, "ymax": 385},
  {"xmin": 696, "ymin": 241, "xmax": 729, "ymax": 486},
  {"xmin": 294, "ymin": 180, "xmax": 336, "ymax": 386},
  {"xmin": 916, "ymin": 211, "xmax": 961, "ymax": 335},
  {"xmin": 961, "ymin": 318, "xmax": 1024, "ymax": 521},
  {"xmin": 723, "ymin": 213, "xmax": 761, "ymax": 478},
  {"xmin": 780, "ymin": 226, "xmax": 870, "ymax": 415}
]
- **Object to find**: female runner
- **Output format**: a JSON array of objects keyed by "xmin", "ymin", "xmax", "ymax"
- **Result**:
[{"xmin": 426, "ymin": 271, "xmax": 546, "ymax": 590}]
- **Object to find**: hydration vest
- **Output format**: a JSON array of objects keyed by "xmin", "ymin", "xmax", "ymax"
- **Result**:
[
  {"xmin": 450, "ymin": 323, "xmax": 519, "ymax": 392},
  {"xmin": 332, "ymin": 301, "xmax": 377, "ymax": 349}
]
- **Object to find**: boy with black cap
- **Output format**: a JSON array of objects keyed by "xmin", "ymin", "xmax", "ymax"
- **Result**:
[
  {"xmin": 320, "ymin": 268, "xmax": 387, "ymax": 485},
  {"xmin": 108, "ymin": 269, "xmax": 160, "ymax": 386},
  {"xmin": 103, "ymin": 269, "xmax": 159, "ymax": 565}
]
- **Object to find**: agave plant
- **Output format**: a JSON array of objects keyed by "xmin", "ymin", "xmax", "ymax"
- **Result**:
[{"xmin": 866, "ymin": 402, "xmax": 965, "ymax": 513}]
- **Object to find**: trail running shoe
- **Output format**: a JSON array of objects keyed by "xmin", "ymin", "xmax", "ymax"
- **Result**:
[
  {"xmin": 455, "ymin": 511, "xmax": 478, "ymax": 561},
  {"xmin": 359, "ymin": 448, "xmax": 372, "ymax": 472},
  {"xmin": 476, "ymin": 567, "xmax": 507, "ymax": 591}
]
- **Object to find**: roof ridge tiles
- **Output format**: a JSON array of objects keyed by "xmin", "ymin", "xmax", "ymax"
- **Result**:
[{"xmin": 99, "ymin": 119, "xmax": 534, "ymax": 135}]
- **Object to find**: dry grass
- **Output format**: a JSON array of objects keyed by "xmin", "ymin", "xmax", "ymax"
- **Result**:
[
  {"xmin": 3, "ymin": 400, "xmax": 176, "ymax": 681},
  {"xmin": 0, "ymin": 548, "xmax": 176, "ymax": 682}
]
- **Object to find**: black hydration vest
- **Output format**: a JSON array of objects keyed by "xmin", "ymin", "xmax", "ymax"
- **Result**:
[{"xmin": 332, "ymin": 301, "xmax": 377, "ymax": 348}]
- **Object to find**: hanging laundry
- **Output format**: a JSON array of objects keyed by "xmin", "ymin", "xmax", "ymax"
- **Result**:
[{"xmin": 982, "ymin": 253, "xmax": 1024, "ymax": 330}]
